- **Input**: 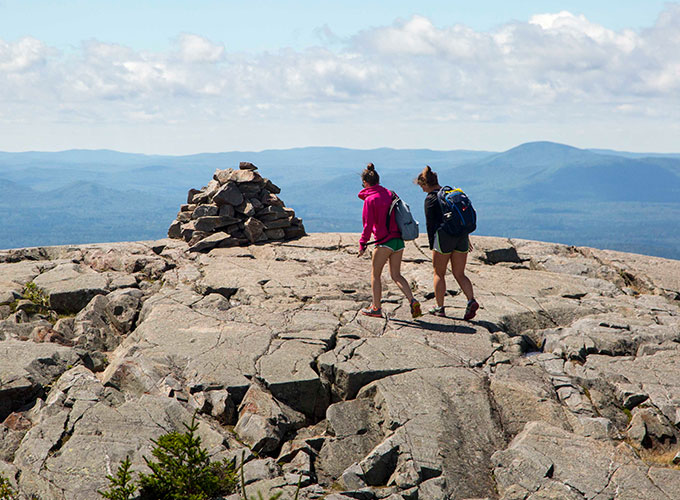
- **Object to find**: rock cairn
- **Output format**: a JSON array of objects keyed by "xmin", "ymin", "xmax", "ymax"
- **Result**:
[{"xmin": 167, "ymin": 162, "xmax": 306, "ymax": 252}]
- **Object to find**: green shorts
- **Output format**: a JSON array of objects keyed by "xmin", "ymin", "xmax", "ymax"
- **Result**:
[
  {"xmin": 434, "ymin": 230, "xmax": 469, "ymax": 255},
  {"xmin": 377, "ymin": 237, "xmax": 405, "ymax": 252}
]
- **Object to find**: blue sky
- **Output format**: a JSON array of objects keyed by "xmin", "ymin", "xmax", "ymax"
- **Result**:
[
  {"xmin": 1, "ymin": 1, "xmax": 670, "ymax": 51},
  {"xmin": 1, "ymin": 1, "xmax": 679, "ymax": 153}
]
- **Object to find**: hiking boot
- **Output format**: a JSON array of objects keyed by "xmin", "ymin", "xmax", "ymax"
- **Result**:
[
  {"xmin": 410, "ymin": 299, "xmax": 423, "ymax": 319},
  {"xmin": 428, "ymin": 306, "xmax": 446, "ymax": 317},
  {"xmin": 464, "ymin": 299, "xmax": 479, "ymax": 321},
  {"xmin": 360, "ymin": 306, "xmax": 382, "ymax": 318}
]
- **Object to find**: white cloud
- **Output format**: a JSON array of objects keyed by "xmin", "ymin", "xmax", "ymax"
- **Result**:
[
  {"xmin": 0, "ymin": 36, "xmax": 50, "ymax": 72},
  {"xmin": 529, "ymin": 11, "xmax": 638, "ymax": 52},
  {"xmin": 1, "ymin": 6, "xmax": 680, "ymax": 152},
  {"xmin": 176, "ymin": 33, "xmax": 225, "ymax": 63}
]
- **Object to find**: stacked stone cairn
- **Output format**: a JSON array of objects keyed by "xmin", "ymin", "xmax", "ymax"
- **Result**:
[{"xmin": 167, "ymin": 162, "xmax": 306, "ymax": 252}]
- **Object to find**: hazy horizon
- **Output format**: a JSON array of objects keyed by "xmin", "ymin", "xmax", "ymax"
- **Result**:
[{"xmin": 1, "ymin": 141, "xmax": 679, "ymax": 157}]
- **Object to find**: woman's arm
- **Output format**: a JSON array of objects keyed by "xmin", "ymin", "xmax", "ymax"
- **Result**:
[
  {"xmin": 359, "ymin": 198, "xmax": 373, "ymax": 251},
  {"xmin": 424, "ymin": 193, "xmax": 440, "ymax": 250}
]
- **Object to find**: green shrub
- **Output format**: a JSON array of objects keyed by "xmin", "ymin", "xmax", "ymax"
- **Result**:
[
  {"xmin": 22, "ymin": 282, "xmax": 51, "ymax": 309},
  {"xmin": 98, "ymin": 414, "xmax": 302, "ymax": 500},
  {"xmin": 137, "ymin": 415, "xmax": 237, "ymax": 500},
  {"xmin": 98, "ymin": 457, "xmax": 136, "ymax": 500},
  {"xmin": 0, "ymin": 473, "xmax": 17, "ymax": 500}
]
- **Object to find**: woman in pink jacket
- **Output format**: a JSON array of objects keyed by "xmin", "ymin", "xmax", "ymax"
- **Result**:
[{"xmin": 358, "ymin": 163, "xmax": 422, "ymax": 318}]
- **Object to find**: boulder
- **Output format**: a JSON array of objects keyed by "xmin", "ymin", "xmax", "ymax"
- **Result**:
[
  {"xmin": 188, "ymin": 231, "xmax": 239, "ymax": 252},
  {"xmin": 316, "ymin": 399, "xmax": 385, "ymax": 485},
  {"xmin": 492, "ymin": 421, "xmax": 680, "ymax": 499},
  {"xmin": 0, "ymin": 339, "xmax": 80, "ymax": 421},
  {"xmin": 234, "ymin": 384, "xmax": 305, "ymax": 455},
  {"xmin": 32, "ymin": 263, "xmax": 108, "ymax": 314},
  {"xmin": 213, "ymin": 182, "xmax": 244, "ymax": 207},
  {"xmin": 244, "ymin": 217, "xmax": 266, "ymax": 243},
  {"xmin": 194, "ymin": 215, "xmax": 240, "ymax": 233},
  {"xmin": 191, "ymin": 203, "xmax": 219, "ymax": 219}
]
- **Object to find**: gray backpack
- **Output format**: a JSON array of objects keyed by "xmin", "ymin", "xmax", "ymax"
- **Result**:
[{"xmin": 388, "ymin": 192, "xmax": 419, "ymax": 241}]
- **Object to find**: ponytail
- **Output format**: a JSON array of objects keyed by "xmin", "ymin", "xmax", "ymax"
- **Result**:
[{"xmin": 415, "ymin": 165, "xmax": 438, "ymax": 187}]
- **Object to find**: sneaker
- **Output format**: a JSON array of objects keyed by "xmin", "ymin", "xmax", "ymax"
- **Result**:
[
  {"xmin": 410, "ymin": 299, "xmax": 423, "ymax": 319},
  {"xmin": 360, "ymin": 306, "xmax": 382, "ymax": 318},
  {"xmin": 428, "ymin": 306, "xmax": 446, "ymax": 317},
  {"xmin": 464, "ymin": 299, "xmax": 479, "ymax": 321}
]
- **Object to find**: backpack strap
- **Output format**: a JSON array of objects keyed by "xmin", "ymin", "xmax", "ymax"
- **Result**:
[{"xmin": 386, "ymin": 192, "xmax": 399, "ymax": 231}]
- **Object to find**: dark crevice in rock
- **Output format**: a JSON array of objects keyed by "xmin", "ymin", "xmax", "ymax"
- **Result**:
[
  {"xmin": 545, "ymin": 463, "xmax": 554, "ymax": 478},
  {"xmin": 598, "ymin": 322, "xmax": 631, "ymax": 331},
  {"xmin": 480, "ymin": 245, "xmax": 528, "ymax": 266},
  {"xmin": 278, "ymin": 243, "xmax": 346, "ymax": 252},
  {"xmin": 344, "ymin": 368, "xmax": 418, "ymax": 402},
  {"xmin": 201, "ymin": 286, "xmax": 239, "ymax": 299},
  {"xmin": 402, "ymin": 258, "xmax": 429, "ymax": 264},
  {"xmin": 483, "ymin": 374, "xmax": 512, "ymax": 445},
  {"xmin": 46, "ymin": 410, "xmax": 87, "ymax": 462},
  {"xmin": 420, "ymin": 466, "xmax": 443, "ymax": 482},
  {"xmin": 618, "ymin": 270, "xmax": 650, "ymax": 294},
  {"xmin": 150, "ymin": 244, "xmax": 166, "ymax": 255},
  {"xmin": 0, "ymin": 385, "xmax": 46, "ymax": 423}
]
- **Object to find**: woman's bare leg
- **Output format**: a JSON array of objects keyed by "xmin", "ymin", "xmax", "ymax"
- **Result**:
[
  {"xmin": 388, "ymin": 249, "xmax": 414, "ymax": 302},
  {"xmin": 432, "ymin": 251, "xmax": 450, "ymax": 308},
  {"xmin": 370, "ymin": 246, "xmax": 392, "ymax": 308},
  {"xmin": 450, "ymin": 251, "xmax": 474, "ymax": 301}
]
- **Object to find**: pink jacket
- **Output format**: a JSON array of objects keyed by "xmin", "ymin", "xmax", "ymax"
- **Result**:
[{"xmin": 358, "ymin": 184, "xmax": 401, "ymax": 249}]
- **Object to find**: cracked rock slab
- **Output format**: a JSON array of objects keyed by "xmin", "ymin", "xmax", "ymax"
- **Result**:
[
  {"xmin": 492, "ymin": 420, "xmax": 680, "ymax": 500},
  {"xmin": 13, "ymin": 365, "xmax": 228, "ymax": 500},
  {"xmin": 0, "ymin": 339, "xmax": 81, "ymax": 421},
  {"xmin": 318, "ymin": 337, "xmax": 462, "ymax": 400},
  {"xmin": 355, "ymin": 366, "xmax": 507, "ymax": 499}
]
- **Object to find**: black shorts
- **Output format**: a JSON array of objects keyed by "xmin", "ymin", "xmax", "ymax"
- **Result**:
[{"xmin": 433, "ymin": 229, "xmax": 469, "ymax": 255}]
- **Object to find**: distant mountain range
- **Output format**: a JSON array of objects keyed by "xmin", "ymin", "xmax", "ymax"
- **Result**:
[{"xmin": 2, "ymin": 142, "xmax": 679, "ymax": 259}]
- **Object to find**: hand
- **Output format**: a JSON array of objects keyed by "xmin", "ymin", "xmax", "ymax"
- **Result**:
[{"xmin": 357, "ymin": 246, "xmax": 366, "ymax": 257}]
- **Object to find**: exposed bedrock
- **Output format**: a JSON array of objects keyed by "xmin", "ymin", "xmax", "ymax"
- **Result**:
[{"xmin": 1, "ymin": 233, "xmax": 680, "ymax": 499}]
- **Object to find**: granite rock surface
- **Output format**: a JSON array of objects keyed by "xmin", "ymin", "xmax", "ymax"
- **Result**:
[{"xmin": 1, "ymin": 233, "xmax": 679, "ymax": 499}]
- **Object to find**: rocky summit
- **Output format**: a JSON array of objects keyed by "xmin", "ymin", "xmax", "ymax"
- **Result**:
[
  {"xmin": 1, "ymin": 233, "xmax": 680, "ymax": 500},
  {"xmin": 167, "ymin": 162, "xmax": 306, "ymax": 252}
]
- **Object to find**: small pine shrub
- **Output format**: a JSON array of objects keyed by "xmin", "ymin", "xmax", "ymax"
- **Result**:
[
  {"xmin": 97, "ymin": 414, "xmax": 303, "ymax": 500},
  {"xmin": 137, "ymin": 415, "xmax": 237, "ymax": 500},
  {"xmin": 98, "ymin": 457, "xmax": 136, "ymax": 500}
]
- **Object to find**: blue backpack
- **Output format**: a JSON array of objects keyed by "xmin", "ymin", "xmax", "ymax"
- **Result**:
[{"xmin": 437, "ymin": 186, "xmax": 476, "ymax": 236}]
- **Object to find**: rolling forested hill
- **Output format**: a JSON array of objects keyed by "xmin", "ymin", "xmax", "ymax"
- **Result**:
[{"xmin": 1, "ymin": 142, "xmax": 679, "ymax": 259}]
